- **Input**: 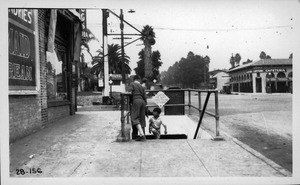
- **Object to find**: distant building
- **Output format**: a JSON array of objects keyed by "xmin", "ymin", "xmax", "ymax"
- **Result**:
[
  {"xmin": 228, "ymin": 59, "xmax": 292, "ymax": 93},
  {"xmin": 209, "ymin": 70, "xmax": 230, "ymax": 92}
]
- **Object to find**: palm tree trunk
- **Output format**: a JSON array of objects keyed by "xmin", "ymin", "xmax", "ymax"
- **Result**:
[{"xmin": 144, "ymin": 39, "xmax": 152, "ymax": 81}]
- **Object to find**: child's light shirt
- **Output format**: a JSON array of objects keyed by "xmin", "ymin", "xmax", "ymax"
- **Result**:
[{"xmin": 149, "ymin": 116, "xmax": 163, "ymax": 132}]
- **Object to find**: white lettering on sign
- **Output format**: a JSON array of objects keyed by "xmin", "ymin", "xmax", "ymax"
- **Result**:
[
  {"xmin": 9, "ymin": 62, "xmax": 32, "ymax": 81},
  {"xmin": 8, "ymin": 9, "xmax": 32, "ymax": 24},
  {"xmin": 265, "ymin": 69, "xmax": 286, "ymax": 73},
  {"xmin": 253, "ymin": 69, "xmax": 263, "ymax": 73},
  {"xmin": 152, "ymin": 91, "xmax": 170, "ymax": 108},
  {"xmin": 9, "ymin": 28, "xmax": 31, "ymax": 58}
]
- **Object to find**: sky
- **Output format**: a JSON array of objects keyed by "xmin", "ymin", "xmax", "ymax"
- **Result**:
[{"xmin": 84, "ymin": 0, "xmax": 300, "ymax": 74}]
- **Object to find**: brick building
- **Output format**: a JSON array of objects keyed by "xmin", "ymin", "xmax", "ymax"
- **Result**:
[
  {"xmin": 228, "ymin": 59, "xmax": 293, "ymax": 93},
  {"xmin": 9, "ymin": 9, "xmax": 82, "ymax": 143}
]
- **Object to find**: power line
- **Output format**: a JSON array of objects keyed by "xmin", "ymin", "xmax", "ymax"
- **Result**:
[
  {"xmin": 153, "ymin": 25, "xmax": 293, "ymax": 32},
  {"xmin": 87, "ymin": 23, "xmax": 293, "ymax": 32}
]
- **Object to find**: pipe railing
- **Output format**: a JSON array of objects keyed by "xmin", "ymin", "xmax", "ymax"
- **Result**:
[{"xmin": 119, "ymin": 88, "xmax": 220, "ymax": 141}]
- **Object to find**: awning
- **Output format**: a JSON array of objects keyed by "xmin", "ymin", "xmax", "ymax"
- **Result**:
[
  {"xmin": 229, "ymin": 79, "xmax": 252, "ymax": 84},
  {"xmin": 267, "ymin": 78, "xmax": 290, "ymax": 82}
]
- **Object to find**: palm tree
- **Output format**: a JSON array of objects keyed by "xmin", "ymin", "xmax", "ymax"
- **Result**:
[
  {"xmin": 234, "ymin": 53, "xmax": 241, "ymax": 66},
  {"xmin": 91, "ymin": 44, "xmax": 131, "ymax": 77},
  {"xmin": 230, "ymin": 54, "xmax": 235, "ymax": 68},
  {"xmin": 141, "ymin": 25, "xmax": 155, "ymax": 82},
  {"xmin": 79, "ymin": 28, "xmax": 98, "ymax": 91},
  {"xmin": 259, "ymin": 51, "xmax": 267, "ymax": 59}
]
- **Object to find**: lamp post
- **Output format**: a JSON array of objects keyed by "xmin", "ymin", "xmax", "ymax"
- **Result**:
[{"xmin": 267, "ymin": 72, "xmax": 272, "ymax": 93}]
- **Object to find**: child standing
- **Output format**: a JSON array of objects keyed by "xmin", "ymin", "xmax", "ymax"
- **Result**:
[{"xmin": 149, "ymin": 107, "xmax": 167, "ymax": 139}]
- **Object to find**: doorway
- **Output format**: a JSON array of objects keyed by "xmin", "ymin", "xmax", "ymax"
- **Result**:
[{"xmin": 256, "ymin": 77, "xmax": 262, "ymax": 93}]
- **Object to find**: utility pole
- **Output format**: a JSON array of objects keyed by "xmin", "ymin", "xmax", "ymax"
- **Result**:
[
  {"xmin": 120, "ymin": 9, "xmax": 125, "ymax": 85},
  {"xmin": 102, "ymin": 9, "xmax": 109, "ymax": 96}
]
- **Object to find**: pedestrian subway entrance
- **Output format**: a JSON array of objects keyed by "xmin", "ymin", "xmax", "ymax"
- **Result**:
[
  {"xmin": 119, "ymin": 89, "xmax": 221, "ymax": 141},
  {"xmin": 145, "ymin": 134, "xmax": 187, "ymax": 140}
]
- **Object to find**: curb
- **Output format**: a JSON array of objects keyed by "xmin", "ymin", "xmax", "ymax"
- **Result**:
[
  {"xmin": 192, "ymin": 115, "xmax": 292, "ymax": 177},
  {"xmin": 220, "ymin": 131, "xmax": 292, "ymax": 177}
]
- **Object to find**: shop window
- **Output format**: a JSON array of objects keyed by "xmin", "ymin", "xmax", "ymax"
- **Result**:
[
  {"xmin": 266, "ymin": 72, "xmax": 275, "ymax": 78},
  {"xmin": 46, "ymin": 44, "xmax": 68, "ymax": 101},
  {"xmin": 277, "ymin": 72, "xmax": 286, "ymax": 78},
  {"xmin": 112, "ymin": 80, "xmax": 121, "ymax": 85}
]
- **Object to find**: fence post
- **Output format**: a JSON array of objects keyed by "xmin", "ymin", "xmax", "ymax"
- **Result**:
[
  {"xmin": 188, "ymin": 89, "xmax": 191, "ymax": 115},
  {"xmin": 214, "ymin": 91, "xmax": 220, "ymax": 137},
  {"xmin": 198, "ymin": 91, "xmax": 201, "ymax": 117},
  {"xmin": 126, "ymin": 95, "xmax": 130, "ymax": 125}
]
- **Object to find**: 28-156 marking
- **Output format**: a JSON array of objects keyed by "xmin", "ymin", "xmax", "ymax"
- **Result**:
[{"xmin": 16, "ymin": 168, "xmax": 42, "ymax": 175}]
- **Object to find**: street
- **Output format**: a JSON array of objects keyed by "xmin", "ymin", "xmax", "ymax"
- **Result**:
[{"xmin": 186, "ymin": 93, "xmax": 293, "ymax": 172}]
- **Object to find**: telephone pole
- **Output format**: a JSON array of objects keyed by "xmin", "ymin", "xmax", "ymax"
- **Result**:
[
  {"xmin": 120, "ymin": 9, "xmax": 125, "ymax": 84},
  {"xmin": 102, "ymin": 9, "xmax": 109, "ymax": 96}
]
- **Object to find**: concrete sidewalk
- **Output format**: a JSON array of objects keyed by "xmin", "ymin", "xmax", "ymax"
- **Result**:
[{"xmin": 9, "ymin": 111, "xmax": 291, "ymax": 177}]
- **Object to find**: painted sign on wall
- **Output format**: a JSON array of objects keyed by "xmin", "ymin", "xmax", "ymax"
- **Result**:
[{"xmin": 8, "ymin": 9, "xmax": 36, "ymax": 88}]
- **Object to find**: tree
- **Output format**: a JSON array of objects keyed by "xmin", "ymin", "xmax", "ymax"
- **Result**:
[
  {"xmin": 134, "ymin": 49, "xmax": 145, "ymax": 79},
  {"xmin": 259, "ymin": 51, "xmax": 267, "ymax": 59},
  {"xmin": 81, "ymin": 28, "xmax": 99, "ymax": 59},
  {"xmin": 151, "ymin": 51, "xmax": 163, "ymax": 81},
  {"xmin": 204, "ymin": 55, "xmax": 210, "ymax": 84},
  {"xmin": 289, "ymin": 53, "xmax": 293, "ymax": 59},
  {"xmin": 230, "ymin": 54, "xmax": 235, "ymax": 68},
  {"xmin": 161, "ymin": 51, "xmax": 210, "ymax": 88},
  {"xmin": 141, "ymin": 25, "xmax": 155, "ymax": 83},
  {"xmin": 234, "ymin": 53, "xmax": 241, "ymax": 66},
  {"xmin": 134, "ymin": 49, "xmax": 163, "ymax": 82},
  {"xmin": 91, "ymin": 44, "xmax": 131, "ymax": 77},
  {"xmin": 79, "ymin": 28, "xmax": 98, "ymax": 91},
  {"xmin": 243, "ymin": 59, "xmax": 253, "ymax": 65}
]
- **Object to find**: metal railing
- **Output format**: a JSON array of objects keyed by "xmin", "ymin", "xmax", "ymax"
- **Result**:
[{"xmin": 120, "ymin": 88, "xmax": 220, "ymax": 140}]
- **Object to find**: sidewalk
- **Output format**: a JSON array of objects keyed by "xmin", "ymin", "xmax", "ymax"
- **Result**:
[{"xmin": 9, "ymin": 110, "xmax": 291, "ymax": 177}]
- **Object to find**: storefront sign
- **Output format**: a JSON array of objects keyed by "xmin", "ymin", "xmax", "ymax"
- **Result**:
[
  {"xmin": 251, "ymin": 68, "xmax": 286, "ymax": 73},
  {"xmin": 8, "ymin": 9, "xmax": 36, "ymax": 88},
  {"xmin": 79, "ymin": 9, "xmax": 88, "ymax": 40},
  {"xmin": 265, "ymin": 68, "xmax": 286, "ymax": 73},
  {"xmin": 253, "ymin": 69, "xmax": 264, "ymax": 73}
]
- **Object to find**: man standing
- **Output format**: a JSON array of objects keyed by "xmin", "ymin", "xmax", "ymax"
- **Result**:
[{"xmin": 128, "ymin": 75, "xmax": 147, "ymax": 141}]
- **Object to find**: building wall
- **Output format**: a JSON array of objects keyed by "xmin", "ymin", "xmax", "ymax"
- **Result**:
[
  {"xmin": 229, "ymin": 65, "xmax": 292, "ymax": 93},
  {"xmin": 214, "ymin": 72, "xmax": 230, "ymax": 91},
  {"xmin": 9, "ymin": 95, "xmax": 42, "ymax": 143},
  {"xmin": 77, "ymin": 95, "xmax": 102, "ymax": 106},
  {"xmin": 9, "ymin": 10, "xmax": 48, "ymax": 143},
  {"xmin": 9, "ymin": 9, "xmax": 78, "ymax": 143},
  {"xmin": 48, "ymin": 105, "xmax": 70, "ymax": 123},
  {"xmin": 38, "ymin": 9, "xmax": 49, "ymax": 125}
]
